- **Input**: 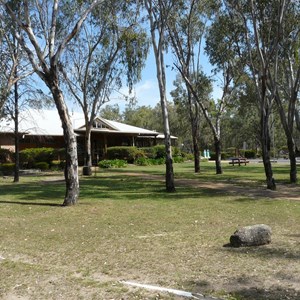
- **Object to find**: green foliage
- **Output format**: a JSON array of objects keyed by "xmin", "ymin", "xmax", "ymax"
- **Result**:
[
  {"xmin": 209, "ymin": 151, "xmax": 228, "ymax": 160},
  {"xmin": 20, "ymin": 148, "xmax": 55, "ymax": 168},
  {"xmin": 153, "ymin": 145, "xmax": 165, "ymax": 159},
  {"xmin": 140, "ymin": 147, "xmax": 156, "ymax": 159},
  {"xmin": 173, "ymin": 156, "xmax": 184, "ymax": 163},
  {"xmin": 134, "ymin": 157, "xmax": 165, "ymax": 166},
  {"xmin": 50, "ymin": 160, "xmax": 65, "ymax": 171},
  {"xmin": 106, "ymin": 146, "xmax": 144, "ymax": 163},
  {"xmin": 0, "ymin": 163, "xmax": 15, "ymax": 175},
  {"xmin": 98, "ymin": 159, "xmax": 128, "ymax": 169},
  {"xmin": 33, "ymin": 162, "xmax": 49, "ymax": 170},
  {"xmin": 243, "ymin": 150, "xmax": 256, "ymax": 159},
  {"xmin": 0, "ymin": 148, "xmax": 13, "ymax": 163}
]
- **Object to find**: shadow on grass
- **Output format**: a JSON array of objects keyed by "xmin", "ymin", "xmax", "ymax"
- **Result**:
[
  {"xmin": 0, "ymin": 200, "xmax": 62, "ymax": 207},
  {"xmin": 222, "ymin": 244, "xmax": 300, "ymax": 260},
  {"xmin": 0, "ymin": 173, "xmax": 231, "ymax": 207},
  {"xmin": 229, "ymin": 285, "xmax": 299, "ymax": 300}
]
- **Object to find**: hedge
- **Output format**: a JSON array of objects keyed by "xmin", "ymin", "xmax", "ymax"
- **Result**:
[
  {"xmin": 0, "ymin": 163, "xmax": 15, "ymax": 175},
  {"xmin": 98, "ymin": 159, "xmax": 128, "ymax": 168},
  {"xmin": 106, "ymin": 146, "xmax": 144, "ymax": 163},
  {"xmin": 20, "ymin": 147, "xmax": 55, "ymax": 168}
]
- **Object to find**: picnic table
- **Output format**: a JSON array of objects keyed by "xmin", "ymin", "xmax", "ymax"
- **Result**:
[{"xmin": 229, "ymin": 157, "xmax": 249, "ymax": 166}]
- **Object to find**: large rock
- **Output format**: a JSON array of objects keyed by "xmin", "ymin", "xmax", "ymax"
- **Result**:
[{"xmin": 229, "ymin": 224, "xmax": 272, "ymax": 247}]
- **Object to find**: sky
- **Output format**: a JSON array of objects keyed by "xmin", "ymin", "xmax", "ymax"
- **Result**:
[{"xmin": 102, "ymin": 47, "xmax": 223, "ymax": 112}]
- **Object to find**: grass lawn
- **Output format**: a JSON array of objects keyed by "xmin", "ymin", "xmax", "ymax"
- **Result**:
[{"xmin": 0, "ymin": 161, "xmax": 299, "ymax": 299}]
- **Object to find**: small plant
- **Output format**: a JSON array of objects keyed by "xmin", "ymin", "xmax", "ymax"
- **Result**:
[{"xmin": 98, "ymin": 159, "xmax": 128, "ymax": 169}]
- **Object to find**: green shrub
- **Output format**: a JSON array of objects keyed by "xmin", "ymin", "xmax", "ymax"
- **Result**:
[
  {"xmin": 135, "ymin": 157, "xmax": 151, "ymax": 166},
  {"xmin": 182, "ymin": 152, "xmax": 194, "ymax": 161},
  {"xmin": 20, "ymin": 147, "xmax": 55, "ymax": 168},
  {"xmin": 33, "ymin": 162, "xmax": 49, "ymax": 170},
  {"xmin": 173, "ymin": 156, "xmax": 184, "ymax": 163},
  {"xmin": 106, "ymin": 146, "xmax": 144, "ymax": 163},
  {"xmin": 244, "ymin": 150, "xmax": 256, "ymax": 159},
  {"xmin": 140, "ymin": 147, "xmax": 156, "ymax": 159},
  {"xmin": 0, "ymin": 148, "xmax": 14, "ymax": 163},
  {"xmin": 0, "ymin": 163, "xmax": 15, "ymax": 175},
  {"xmin": 50, "ymin": 160, "xmax": 65, "ymax": 170},
  {"xmin": 98, "ymin": 159, "xmax": 128, "ymax": 169},
  {"xmin": 226, "ymin": 147, "xmax": 237, "ymax": 157},
  {"xmin": 209, "ymin": 152, "xmax": 227, "ymax": 160},
  {"xmin": 134, "ymin": 157, "xmax": 165, "ymax": 166},
  {"xmin": 172, "ymin": 147, "xmax": 181, "ymax": 157},
  {"xmin": 153, "ymin": 145, "xmax": 165, "ymax": 159}
]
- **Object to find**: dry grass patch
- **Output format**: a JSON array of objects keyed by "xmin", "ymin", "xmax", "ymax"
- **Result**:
[{"xmin": 0, "ymin": 162, "xmax": 299, "ymax": 299}]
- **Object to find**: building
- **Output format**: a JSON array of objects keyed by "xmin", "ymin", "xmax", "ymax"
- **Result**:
[{"xmin": 0, "ymin": 109, "xmax": 176, "ymax": 164}]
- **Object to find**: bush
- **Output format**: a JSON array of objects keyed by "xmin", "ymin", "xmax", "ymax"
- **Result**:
[
  {"xmin": 209, "ymin": 152, "xmax": 228, "ymax": 160},
  {"xmin": 182, "ymin": 152, "xmax": 194, "ymax": 161},
  {"xmin": 140, "ymin": 147, "xmax": 156, "ymax": 159},
  {"xmin": 106, "ymin": 146, "xmax": 144, "ymax": 163},
  {"xmin": 0, "ymin": 163, "xmax": 15, "ymax": 175},
  {"xmin": 173, "ymin": 156, "xmax": 184, "ymax": 163},
  {"xmin": 0, "ymin": 149, "xmax": 14, "ymax": 163},
  {"xmin": 134, "ymin": 157, "xmax": 165, "ymax": 166},
  {"xmin": 33, "ymin": 162, "xmax": 49, "ymax": 170},
  {"xmin": 135, "ymin": 157, "xmax": 151, "ymax": 166},
  {"xmin": 243, "ymin": 150, "xmax": 256, "ymax": 159},
  {"xmin": 153, "ymin": 145, "xmax": 165, "ymax": 159},
  {"xmin": 50, "ymin": 160, "xmax": 65, "ymax": 170},
  {"xmin": 20, "ymin": 147, "xmax": 55, "ymax": 168},
  {"xmin": 98, "ymin": 159, "xmax": 128, "ymax": 169}
]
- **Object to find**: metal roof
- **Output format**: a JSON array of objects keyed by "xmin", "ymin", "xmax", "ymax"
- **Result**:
[{"xmin": 0, "ymin": 110, "xmax": 159, "ymax": 137}]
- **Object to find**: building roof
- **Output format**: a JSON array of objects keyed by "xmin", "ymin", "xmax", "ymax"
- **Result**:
[
  {"xmin": 0, "ymin": 109, "xmax": 160, "ymax": 137},
  {"xmin": 75, "ymin": 117, "xmax": 159, "ymax": 136}
]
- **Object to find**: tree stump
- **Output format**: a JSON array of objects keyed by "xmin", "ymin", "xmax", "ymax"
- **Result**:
[{"xmin": 229, "ymin": 224, "xmax": 272, "ymax": 247}]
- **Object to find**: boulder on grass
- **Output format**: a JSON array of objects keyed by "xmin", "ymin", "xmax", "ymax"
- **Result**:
[{"xmin": 229, "ymin": 224, "xmax": 272, "ymax": 247}]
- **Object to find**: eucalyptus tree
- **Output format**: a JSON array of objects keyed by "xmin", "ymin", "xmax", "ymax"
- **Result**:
[
  {"xmin": 144, "ymin": 0, "xmax": 175, "ymax": 192},
  {"xmin": 170, "ymin": 74, "xmax": 206, "ymax": 171},
  {"xmin": 100, "ymin": 104, "xmax": 123, "ymax": 122},
  {"xmin": 271, "ymin": 1, "xmax": 300, "ymax": 183},
  {"xmin": 223, "ymin": 0, "xmax": 299, "ymax": 189},
  {"xmin": 0, "ymin": 1, "xmax": 33, "ymax": 117},
  {"xmin": 166, "ymin": 0, "xmax": 226, "ymax": 174},
  {"xmin": 61, "ymin": 0, "xmax": 148, "ymax": 175},
  {"xmin": 0, "ymin": 0, "xmax": 103, "ymax": 205}
]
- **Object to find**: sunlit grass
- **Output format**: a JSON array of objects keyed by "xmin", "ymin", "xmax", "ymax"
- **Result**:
[{"xmin": 0, "ymin": 162, "xmax": 299, "ymax": 299}]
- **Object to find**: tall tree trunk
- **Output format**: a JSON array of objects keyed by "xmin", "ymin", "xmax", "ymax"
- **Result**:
[
  {"xmin": 192, "ymin": 128, "xmax": 200, "ymax": 173},
  {"xmin": 161, "ymin": 99, "xmax": 175, "ymax": 192},
  {"xmin": 48, "ymin": 80, "xmax": 79, "ymax": 205},
  {"xmin": 275, "ymin": 93, "xmax": 298, "ymax": 183},
  {"xmin": 214, "ymin": 137, "xmax": 222, "ymax": 174},
  {"xmin": 260, "ymin": 108, "xmax": 276, "ymax": 190},
  {"xmin": 287, "ymin": 136, "xmax": 297, "ymax": 183},
  {"xmin": 13, "ymin": 79, "xmax": 19, "ymax": 183},
  {"xmin": 189, "ymin": 92, "xmax": 200, "ymax": 173},
  {"xmin": 146, "ymin": 0, "xmax": 175, "ymax": 192},
  {"xmin": 83, "ymin": 126, "xmax": 92, "ymax": 176}
]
